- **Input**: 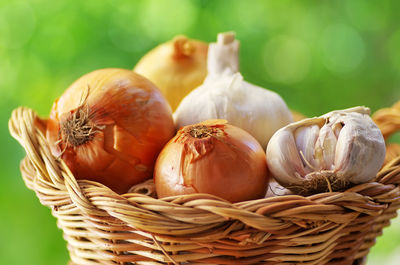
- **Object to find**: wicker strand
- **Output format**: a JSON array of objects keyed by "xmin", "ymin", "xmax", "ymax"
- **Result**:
[{"xmin": 372, "ymin": 101, "xmax": 400, "ymax": 140}]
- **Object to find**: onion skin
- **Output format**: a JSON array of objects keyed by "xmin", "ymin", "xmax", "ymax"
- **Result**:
[
  {"xmin": 154, "ymin": 120, "xmax": 269, "ymax": 202},
  {"xmin": 134, "ymin": 36, "xmax": 208, "ymax": 111},
  {"xmin": 46, "ymin": 68, "xmax": 175, "ymax": 194}
]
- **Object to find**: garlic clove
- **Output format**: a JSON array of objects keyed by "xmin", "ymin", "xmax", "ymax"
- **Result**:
[
  {"xmin": 294, "ymin": 124, "xmax": 319, "ymax": 174},
  {"xmin": 332, "ymin": 121, "xmax": 343, "ymax": 138},
  {"xmin": 334, "ymin": 112, "xmax": 386, "ymax": 183},
  {"xmin": 314, "ymin": 123, "xmax": 337, "ymax": 170},
  {"xmin": 267, "ymin": 129, "xmax": 306, "ymax": 187}
]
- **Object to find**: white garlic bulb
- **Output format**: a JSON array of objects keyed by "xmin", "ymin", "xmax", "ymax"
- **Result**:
[
  {"xmin": 174, "ymin": 32, "xmax": 293, "ymax": 148},
  {"xmin": 266, "ymin": 107, "xmax": 386, "ymax": 195}
]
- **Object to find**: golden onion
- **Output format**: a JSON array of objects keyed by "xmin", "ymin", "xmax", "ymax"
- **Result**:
[{"xmin": 134, "ymin": 35, "xmax": 208, "ymax": 111}]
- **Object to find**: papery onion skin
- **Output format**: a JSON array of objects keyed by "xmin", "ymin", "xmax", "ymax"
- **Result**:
[
  {"xmin": 154, "ymin": 120, "xmax": 269, "ymax": 203},
  {"xmin": 46, "ymin": 68, "xmax": 175, "ymax": 194},
  {"xmin": 134, "ymin": 36, "xmax": 208, "ymax": 111}
]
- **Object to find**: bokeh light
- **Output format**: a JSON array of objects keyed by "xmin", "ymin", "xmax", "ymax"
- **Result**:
[
  {"xmin": 263, "ymin": 35, "xmax": 311, "ymax": 84},
  {"xmin": 108, "ymin": 1, "xmax": 150, "ymax": 53},
  {"xmin": 0, "ymin": 52, "xmax": 18, "ymax": 98},
  {"xmin": 387, "ymin": 30, "xmax": 400, "ymax": 73},
  {"xmin": 320, "ymin": 23, "xmax": 366, "ymax": 75},
  {"xmin": 345, "ymin": 0, "xmax": 389, "ymax": 32},
  {"xmin": 0, "ymin": 2, "xmax": 35, "ymax": 49},
  {"xmin": 139, "ymin": 0, "xmax": 198, "ymax": 41}
]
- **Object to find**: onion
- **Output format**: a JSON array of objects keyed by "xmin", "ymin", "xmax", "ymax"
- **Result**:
[
  {"xmin": 134, "ymin": 35, "xmax": 208, "ymax": 111},
  {"xmin": 154, "ymin": 120, "xmax": 269, "ymax": 202},
  {"xmin": 46, "ymin": 68, "xmax": 175, "ymax": 194}
]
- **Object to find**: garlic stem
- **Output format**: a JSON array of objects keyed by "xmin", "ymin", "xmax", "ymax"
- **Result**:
[
  {"xmin": 217, "ymin": 32, "xmax": 235, "ymax": 44},
  {"xmin": 207, "ymin": 32, "xmax": 239, "ymax": 77}
]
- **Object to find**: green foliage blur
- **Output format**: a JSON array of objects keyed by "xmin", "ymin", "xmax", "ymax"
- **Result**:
[{"xmin": 1, "ymin": 0, "xmax": 399, "ymax": 264}]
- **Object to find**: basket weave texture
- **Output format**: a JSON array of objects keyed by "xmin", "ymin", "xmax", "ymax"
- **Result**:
[{"xmin": 8, "ymin": 103, "xmax": 400, "ymax": 265}]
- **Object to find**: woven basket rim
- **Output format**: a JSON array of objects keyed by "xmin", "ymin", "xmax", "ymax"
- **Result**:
[{"xmin": 9, "ymin": 106, "xmax": 400, "ymax": 233}]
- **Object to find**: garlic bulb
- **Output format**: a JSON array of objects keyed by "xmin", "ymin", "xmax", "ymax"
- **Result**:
[
  {"xmin": 266, "ymin": 107, "xmax": 386, "ymax": 195},
  {"xmin": 174, "ymin": 32, "xmax": 293, "ymax": 148},
  {"xmin": 134, "ymin": 35, "xmax": 208, "ymax": 111}
]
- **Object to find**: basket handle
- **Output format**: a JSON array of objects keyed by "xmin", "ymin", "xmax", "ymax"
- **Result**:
[
  {"xmin": 372, "ymin": 101, "xmax": 400, "ymax": 184},
  {"xmin": 9, "ymin": 107, "xmax": 56, "ymax": 184},
  {"xmin": 9, "ymin": 107, "xmax": 107, "ymax": 216},
  {"xmin": 372, "ymin": 100, "xmax": 400, "ymax": 140}
]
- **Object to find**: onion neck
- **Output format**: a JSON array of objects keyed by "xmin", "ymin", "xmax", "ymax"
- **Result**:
[
  {"xmin": 60, "ymin": 106, "xmax": 97, "ymax": 147},
  {"xmin": 173, "ymin": 36, "xmax": 194, "ymax": 59},
  {"xmin": 187, "ymin": 125, "xmax": 224, "ymax": 139}
]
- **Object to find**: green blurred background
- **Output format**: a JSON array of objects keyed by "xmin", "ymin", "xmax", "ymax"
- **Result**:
[{"xmin": 1, "ymin": 0, "xmax": 400, "ymax": 264}]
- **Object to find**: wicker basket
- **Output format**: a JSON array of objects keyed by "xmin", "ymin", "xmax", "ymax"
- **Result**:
[{"xmin": 8, "ymin": 102, "xmax": 400, "ymax": 265}]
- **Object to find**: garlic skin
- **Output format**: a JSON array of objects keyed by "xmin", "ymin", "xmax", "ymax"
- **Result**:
[
  {"xmin": 265, "ymin": 177, "xmax": 293, "ymax": 198},
  {"xmin": 266, "ymin": 107, "xmax": 386, "ymax": 195},
  {"xmin": 174, "ymin": 32, "xmax": 293, "ymax": 148}
]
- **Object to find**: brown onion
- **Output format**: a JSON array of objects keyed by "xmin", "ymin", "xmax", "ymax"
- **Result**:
[
  {"xmin": 154, "ymin": 120, "xmax": 269, "ymax": 202},
  {"xmin": 46, "ymin": 68, "xmax": 175, "ymax": 194}
]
